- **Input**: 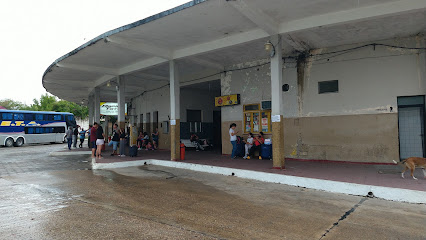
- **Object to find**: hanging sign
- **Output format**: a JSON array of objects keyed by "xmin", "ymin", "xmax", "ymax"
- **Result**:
[
  {"xmin": 215, "ymin": 94, "xmax": 240, "ymax": 107},
  {"xmin": 100, "ymin": 102, "xmax": 127, "ymax": 116}
]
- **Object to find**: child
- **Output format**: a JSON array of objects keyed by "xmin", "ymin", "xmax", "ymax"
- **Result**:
[{"xmin": 243, "ymin": 133, "xmax": 253, "ymax": 159}]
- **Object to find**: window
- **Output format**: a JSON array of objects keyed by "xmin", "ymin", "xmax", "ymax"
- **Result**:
[
  {"xmin": 163, "ymin": 121, "xmax": 169, "ymax": 134},
  {"xmin": 67, "ymin": 115, "xmax": 75, "ymax": 121},
  {"xmin": 54, "ymin": 127, "xmax": 65, "ymax": 133},
  {"xmin": 14, "ymin": 113, "xmax": 24, "ymax": 120},
  {"xmin": 243, "ymin": 104, "xmax": 271, "ymax": 134},
  {"xmin": 53, "ymin": 115, "xmax": 62, "ymax": 121},
  {"xmin": 24, "ymin": 114, "xmax": 34, "ymax": 121},
  {"xmin": 36, "ymin": 114, "xmax": 43, "ymax": 121},
  {"xmin": 318, "ymin": 80, "xmax": 339, "ymax": 94},
  {"xmin": 2, "ymin": 113, "xmax": 13, "ymax": 120},
  {"xmin": 25, "ymin": 127, "xmax": 62, "ymax": 134}
]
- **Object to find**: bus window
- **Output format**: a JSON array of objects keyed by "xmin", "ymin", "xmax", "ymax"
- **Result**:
[
  {"xmin": 24, "ymin": 114, "xmax": 34, "ymax": 121},
  {"xmin": 36, "ymin": 128, "xmax": 42, "ymax": 134},
  {"xmin": 53, "ymin": 115, "xmax": 62, "ymax": 121},
  {"xmin": 14, "ymin": 113, "xmax": 24, "ymax": 120},
  {"xmin": 54, "ymin": 127, "xmax": 65, "ymax": 133},
  {"xmin": 26, "ymin": 127, "xmax": 35, "ymax": 134},
  {"xmin": 36, "ymin": 114, "xmax": 43, "ymax": 121},
  {"xmin": 2, "ymin": 113, "xmax": 13, "ymax": 120},
  {"xmin": 44, "ymin": 115, "xmax": 53, "ymax": 121}
]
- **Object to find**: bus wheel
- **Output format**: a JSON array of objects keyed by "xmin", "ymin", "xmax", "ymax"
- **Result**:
[
  {"xmin": 14, "ymin": 137, "xmax": 24, "ymax": 147},
  {"xmin": 5, "ymin": 138, "xmax": 14, "ymax": 147}
]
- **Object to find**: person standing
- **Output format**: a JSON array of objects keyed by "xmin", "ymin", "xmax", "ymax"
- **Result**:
[
  {"xmin": 72, "ymin": 125, "xmax": 79, "ymax": 148},
  {"xmin": 119, "ymin": 128, "xmax": 126, "ymax": 157},
  {"xmin": 96, "ymin": 124, "xmax": 105, "ymax": 159},
  {"xmin": 152, "ymin": 127, "xmax": 159, "ymax": 150},
  {"xmin": 108, "ymin": 123, "xmax": 119, "ymax": 156},
  {"xmin": 66, "ymin": 127, "xmax": 73, "ymax": 150},
  {"xmin": 79, "ymin": 128, "xmax": 86, "ymax": 148},
  {"xmin": 229, "ymin": 123, "xmax": 238, "ymax": 159},
  {"xmin": 90, "ymin": 123, "xmax": 98, "ymax": 159}
]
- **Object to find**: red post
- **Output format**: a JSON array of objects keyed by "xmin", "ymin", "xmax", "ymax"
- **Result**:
[{"xmin": 180, "ymin": 143, "xmax": 185, "ymax": 160}]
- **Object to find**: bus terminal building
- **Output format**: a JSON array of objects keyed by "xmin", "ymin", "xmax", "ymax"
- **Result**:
[{"xmin": 42, "ymin": 0, "xmax": 426, "ymax": 168}]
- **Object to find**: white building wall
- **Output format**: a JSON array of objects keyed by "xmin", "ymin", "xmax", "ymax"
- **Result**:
[
  {"xmin": 221, "ymin": 36, "xmax": 426, "ymax": 120},
  {"xmin": 302, "ymin": 36, "xmax": 426, "ymax": 117}
]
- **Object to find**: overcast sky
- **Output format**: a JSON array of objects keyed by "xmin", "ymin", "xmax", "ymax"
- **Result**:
[{"xmin": 0, "ymin": 0, "xmax": 189, "ymax": 105}]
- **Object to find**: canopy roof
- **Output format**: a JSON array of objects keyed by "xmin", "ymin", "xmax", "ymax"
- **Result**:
[{"xmin": 42, "ymin": 0, "xmax": 426, "ymax": 103}]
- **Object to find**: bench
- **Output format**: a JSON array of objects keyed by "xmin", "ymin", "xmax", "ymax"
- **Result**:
[{"xmin": 180, "ymin": 139, "xmax": 211, "ymax": 149}]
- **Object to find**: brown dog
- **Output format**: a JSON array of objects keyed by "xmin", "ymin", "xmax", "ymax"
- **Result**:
[{"xmin": 393, "ymin": 157, "xmax": 426, "ymax": 180}]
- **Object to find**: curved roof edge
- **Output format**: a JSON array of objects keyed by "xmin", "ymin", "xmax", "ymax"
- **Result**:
[{"xmin": 42, "ymin": 0, "xmax": 207, "ymax": 79}]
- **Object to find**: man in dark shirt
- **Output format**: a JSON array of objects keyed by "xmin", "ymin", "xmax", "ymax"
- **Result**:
[
  {"xmin": 73, "ymin": 125, "xmax": 79, "ymax": 148},
  {"xmin": 108, "ymin": 123, "xmax": 120, "ymax": 156},
  {"xmin": 90, "ymin": 123, "xmax": 98, "ymax": 159}
]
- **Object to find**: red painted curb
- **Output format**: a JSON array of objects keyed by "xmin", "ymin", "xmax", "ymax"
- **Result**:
[{"xmin": 285, "ymin": 158, "xmax": 396, "ymax": 165}]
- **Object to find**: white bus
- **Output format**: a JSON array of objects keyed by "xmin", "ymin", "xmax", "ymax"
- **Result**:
[{"xmin": 0, "ymin": 110, "xmax": 77, "ymax": 147}]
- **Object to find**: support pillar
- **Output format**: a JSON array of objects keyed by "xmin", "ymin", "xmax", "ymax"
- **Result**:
[
  {"xmin": 270, "ymin": 35, "xmax": 285, "ymax": 169},
  {"xmin": 88, "ymin": 95, "xmax": 94, "ymax": 125},
  {"xmin": 117, "ymin": 75, "xmax": 126, "ymax": 129},
  {"xmin": 169, "ymin": 60, "xmax": 180, "ymax": 161},
  {"xmin": 94, "ymin": 88, "xmax": 101, "ymax": 124}
]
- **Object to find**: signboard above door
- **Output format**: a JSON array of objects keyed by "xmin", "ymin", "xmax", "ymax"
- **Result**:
[{"xmin": 215, "ymin": 94, "xmax": 240, "ymax": 107}]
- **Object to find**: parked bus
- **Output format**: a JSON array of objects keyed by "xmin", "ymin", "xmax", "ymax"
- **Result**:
[{"xmin": 0, "ymin": 110, "xmax": 77, "ymax": 147}]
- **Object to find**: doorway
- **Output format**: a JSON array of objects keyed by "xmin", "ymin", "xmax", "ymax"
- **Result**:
[
  {"xmin": 146, "ymin": 112, "xmax": 151, "ymax": 134},
  {"xmin": 213, "ymin": 110, "xmax": 222, "ymax": 150},
  {"xmin": 153, "ymin": 111, "xmax": 158, "ymax": 131},
  {"xmin": 398, "ymin": 96, "xmax": 425, "ymax": 159}
]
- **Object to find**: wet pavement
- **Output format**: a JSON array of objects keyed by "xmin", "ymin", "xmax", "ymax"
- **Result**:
[{"xmin": 0, "ymin": 144, "xmax": 425, "ymax": 239}]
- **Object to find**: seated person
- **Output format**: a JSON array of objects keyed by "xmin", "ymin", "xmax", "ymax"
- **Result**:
[
  {"xmin": 137, "ymin": 132, "xmax": 144, "ymax": 150},
  {"xmin": 243, "ymin": 132, "xmax": 253, "ymax": 159},
  {"xmin": 249, "ymin": 133, "xmax": 264, "ymax": 159},
  {"xmin": 190, "ymin": 133, "xmax": 204, "ymax": 151},
  {"xmin": 145, "ymin": 141, "xmax": 155, "ymax": 150},
  {"xmin": 142, "ymin": 132, "xmax": 150, "ymax": 148}
]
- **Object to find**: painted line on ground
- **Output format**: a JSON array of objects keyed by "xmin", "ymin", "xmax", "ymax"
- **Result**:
[{"xmin": 92, "ymin": 159, "xmax": 426, "ymax": 204}]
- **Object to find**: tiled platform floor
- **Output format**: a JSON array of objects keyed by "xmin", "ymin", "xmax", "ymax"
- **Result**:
[{"xmin": 67, "ymin": 145, "xmax": 426, "ymax": 192}]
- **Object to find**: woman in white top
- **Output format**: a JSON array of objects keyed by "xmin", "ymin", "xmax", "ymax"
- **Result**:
[
  {"xmin": 229, "ymin": 123, "xmax": 238, "ymax": 158},
  {"xmin": 243, "ymin": 132, "xmax": 254, "ymax": 159}
]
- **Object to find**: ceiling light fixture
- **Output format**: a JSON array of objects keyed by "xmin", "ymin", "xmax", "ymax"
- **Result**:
[
  {"xmin": 264, "ymin": 40, "xmax": 276, "ymax": 57},
  {"xmin": 107, "ymin": 81, "xmax": 111, "ymax": 87}
]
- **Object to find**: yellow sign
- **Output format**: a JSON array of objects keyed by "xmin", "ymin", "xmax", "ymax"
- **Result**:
[{"xmin": 215, "ymin": 94, "xmax": 240, "ymax": 107}]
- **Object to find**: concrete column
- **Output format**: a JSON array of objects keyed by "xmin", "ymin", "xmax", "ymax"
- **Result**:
[
  {"xmin": 88, "ymin": 95, "xmax": 94, "ymax": 125},
  {"xmin": 170, "ymin": 60, "xmax": 180, "ymax": 161},
  {"xmin": 94, "ymin": 88, "xmax": 101, "ymax": 124},
  {"xmin": 270, "ymin": 35, "xmax": 285, "ymax": 169},
  {"xmin": 117, "ymin": 75, "xmax": 126, "ymax": 129}
]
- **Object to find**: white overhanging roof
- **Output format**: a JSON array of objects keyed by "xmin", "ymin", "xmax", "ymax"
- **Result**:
[{"xmin": 42, "ymin": 0, "xmax": 426, "ymax": 103}]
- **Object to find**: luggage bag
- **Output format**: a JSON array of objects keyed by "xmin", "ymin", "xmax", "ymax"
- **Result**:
[{"xmin": 129, "ymin": 145, "xmax": 138, "ymax": 157}]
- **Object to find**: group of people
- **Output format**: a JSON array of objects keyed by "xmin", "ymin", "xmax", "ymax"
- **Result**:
[
  {"xmin": 136, "ymin": 128, "xmax": 159, "ymax": 151},
  {"xmin": 229, "ymin": 123, "xmax": 265, "ymax": 159},
  {"xmin": 65, "ymin": 125, "xmax": 87, "ymax": 150},
  {"xmin": 190, "ymin": 133, "xmax": 210, "ymax": 151},
  {"xmin": 67, "ymin": 122, "xmax": 160, "ymax": 159}
]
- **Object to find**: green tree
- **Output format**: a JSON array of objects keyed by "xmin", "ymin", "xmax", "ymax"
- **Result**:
[
  {"xmin": 52, "ymin": 100, "xmax": 88, "ymax": 119},
  {"xmin": 0, "ymin": 94, "xmax": 88, "ymax": 119},
  {"xmin": 0, "ymin": 99, "xmax": 30, "ymax": 110},
  {"xmin": 30, "ymin": 94, "xmax": 57, "ymax": 111}
]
